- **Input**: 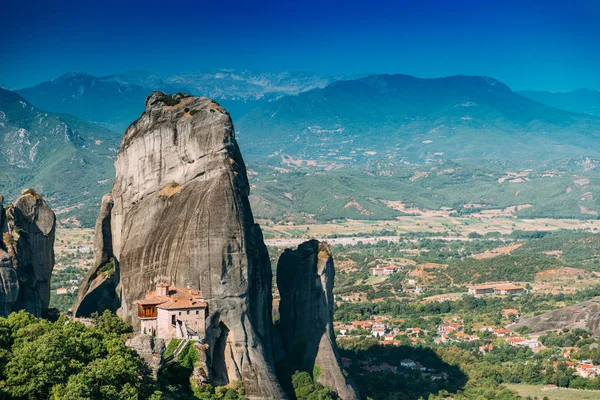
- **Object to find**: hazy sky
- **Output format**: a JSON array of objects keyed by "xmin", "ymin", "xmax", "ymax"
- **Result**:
[{"xmin": 2, "ymin": 0, "xmax": 599, "ymax": 91}]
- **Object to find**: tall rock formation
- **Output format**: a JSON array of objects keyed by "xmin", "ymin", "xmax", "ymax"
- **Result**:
[
  {"xmin": 73, "ymin": 194, "xmax": 119, "ymax": 317},
  {"xmin": 78, "ymin": 92, "xmax": 286, "ymax": 399},
  {"xmin": 0, "ymin": 191, "xmax": 56, "ymax": 317},
  {"xmin": 77, "ymin": 92, "xmax": 356, "ymax": 399},
  {"xmin": 277, "ymin": 240, "xmax": 361, "ymax": 400}
]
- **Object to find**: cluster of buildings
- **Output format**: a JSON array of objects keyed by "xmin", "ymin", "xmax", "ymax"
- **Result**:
[
  {"xmin": 335, "ymin": 317, "xmax": 430, "ymax": 345},
  {"xmin": 342, "ymin": 357, "xmax": 448, "ymax": 381},
  {"xmin": 468, "ymin": 283, "xmax": 527, "ymax": 296}
]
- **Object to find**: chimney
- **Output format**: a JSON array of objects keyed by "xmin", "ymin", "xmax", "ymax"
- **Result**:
[{"xmin": 156, "ymin": 283, "xmax": 169, "ymax": 297}]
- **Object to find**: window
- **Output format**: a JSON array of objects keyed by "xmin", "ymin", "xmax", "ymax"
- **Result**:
[
  {"xmin": 196, "ymin": 310, "xmax": 199, "ymax": 315},
  {"xmin": 187, "ymin": 310, "xmax": 190, "ymax": 315},
  {"xmin": 171, "ymin": 315, "xmax": 176, "ymax": 325},
  {"xmin": 179, "ymin": 312, "xmax": 181, "ymax": 316}
]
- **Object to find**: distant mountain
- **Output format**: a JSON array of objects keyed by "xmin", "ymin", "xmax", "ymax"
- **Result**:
[
  {"xmin": 518, "ymin": 89, "xmax": 600, "ymax": 116},
  {"xmin": 17, "ymin": 69, "xmax": 363, "ymax": 131},
  {"xmin": 165, "ymin": 69, "xmax": 362, "ymax": 100},
  {"xmin": 0, "ymin": 87, "xmax": 119, "ymax": 226},
  {"xmin": 236, "ymin": 74, "xmax": 600, "ymax": 165},
  {"xmin": 16, "ymin": 72, "xmax": 168, "ymax": 133}
]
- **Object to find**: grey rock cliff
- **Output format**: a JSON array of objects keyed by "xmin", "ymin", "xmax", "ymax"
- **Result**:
[
  {"xmin": 79, "ymin": 92, "xmax": 286, "ymax": 399},
  {"xmin": 0, "ymin": 250, "xmax": 19, "ymax": 317},
  {"xmin": 73, "ymin": 194, "xmax": 119, "ymax": 317},
  {"xmin": 125, "ymin": 334, "xmax": 166, "ymax": 379},
  {"xmin": 510, "ymin": 296, "xmax": 600, "ymax": 336},
  {"xmin": 277, "ymin": 240, "xmax": 360, "ymax": 400},
  {"xmin": 0, "ymin": 191, "xmax": 55, "ymax": 317}
]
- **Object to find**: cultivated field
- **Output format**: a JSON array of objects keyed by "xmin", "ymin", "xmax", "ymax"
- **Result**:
[
  {"xmin": 506, "ymin": 384, "xmax": 600, "ymax": 399},
  {"xmin": 260, "ymin": 213, "xmax": 600, "ymax": 241}
]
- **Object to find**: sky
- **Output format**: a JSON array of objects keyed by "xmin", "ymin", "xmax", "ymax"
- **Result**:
[{"xmin": 2, "ymin": 0, "xmax": 600, "ymax": 91}]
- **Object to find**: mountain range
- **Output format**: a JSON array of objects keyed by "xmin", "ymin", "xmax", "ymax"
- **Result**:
[
  {"xmin": 236, "ymin": 74, "xmax": 600, "ymax": 166},
  {"xmin": 16, "ymin": 69, "xmax": 355, "ymax": 132},
  {"xmin": 4, "ymin": 70, "xmax": 600, "ymax": 226},
  {"xmin": 0, "ymin": 88, "xmax": 119, "ymax": 225},
  {"xmin": 518, "ymin": 89, "xmax": 600, "ymax": 117}
]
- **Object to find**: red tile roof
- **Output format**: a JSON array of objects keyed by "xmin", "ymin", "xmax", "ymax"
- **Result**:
[{"xmin": 136, "ymin": 284, "xmax": 207, "ymax": 310}]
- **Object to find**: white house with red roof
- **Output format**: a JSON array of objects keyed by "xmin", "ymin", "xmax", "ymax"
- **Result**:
[{"xmin": 136, "ymin": 283, "xmax": 208, "ymax": 340}]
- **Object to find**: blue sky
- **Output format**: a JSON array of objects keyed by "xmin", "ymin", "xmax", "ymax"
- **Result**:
[{"xmin": 2, "ymin": 0, "xmax": 599, "ymax": 91}]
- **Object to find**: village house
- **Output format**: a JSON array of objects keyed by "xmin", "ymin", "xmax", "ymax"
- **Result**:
[
  {"xmin": 468, "ymin": 284, "xmax": 526, "ymax": 296},
  {"xmin": 576, "ymin": 363, "xmax": 599, "ymax": 378},
  {"xmin": 414, "ymin": 285, "xmax": 427, "ymax": 294},
  {"xmin": 369, "ymin": 264, "xmax": 398, "ymax": 276},
  {"xmin": 339, "ymin": 292, "xmax": 367, "ymax": 302},
  {"xmin": 371, "ymin": 323, "xmax": 387, "ymax": 337},
  {"xmin": 136, "ymin": 283, "xmax": 208, "ymax": 340},
  {"xmin": 400, "ymin": 359, "xmax": 416, "ymax": 367},
  {"xmin": 407, "ymin": 327, "xmax": 427, "ymax": 337},
  {"xmin": 502, "ymin": 309, "xmax": 520, "ymax": 318},
  {"xmin": 337, "ymin": 325, "xmax": 354, "ymax": 335},
  {"xmin": 479, "ymin": 344, "xmax": 494, "ymax": 354},
  {"xmin": 494, "ymin": 284, "xmax": 526, "ymax": 295},
  {"xmin": 507, "ymin": 337, "xmax": 539, "ymax": 349},
  {"xmin": 453, "ymin": 332, "xmax": 479, "ymax": 342},
  {"xmin": 352, "ymin": 320, "xmax": 375, "ymax": 330},
  {"xmin": 438, "ymin": 323, "xmax": 462, "ymax": 334},
  {"xmin": 56, "ymin": 288, "xmax": 68, "ymax": 295},
  {"xmin": 468, "ymin": 285, "xmax": 495, "ymax": 295},
  {"xmin": 431, "ymin": 372, "xmax": 448, "ymax": 381},
  {"xmin": 492, "ymin": 328, "xmax": 512, "ymax": 337}
]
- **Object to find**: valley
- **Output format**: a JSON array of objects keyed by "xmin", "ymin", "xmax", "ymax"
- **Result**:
[{"xmin": 4, "ymin": 70, "xmax": 600, "ymax": 399}]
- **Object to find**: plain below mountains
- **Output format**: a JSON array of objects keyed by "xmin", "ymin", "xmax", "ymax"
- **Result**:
[
  {"xmin": 236, "ymin": 74, "xmax": 600, "ymax": 166},
  {"xmin": 0, "ymin": 87, "xmax": 119, "ymax": 226}
]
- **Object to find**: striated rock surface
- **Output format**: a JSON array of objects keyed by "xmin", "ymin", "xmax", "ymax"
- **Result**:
[
  {"xmin": 0, "ymin": 250, "xmax": 19, "ymax": 317},
  {"xmin": 510, "ymin": 296, "xmax": 600, "ymax": 336},
  {"xmin": 125, "ymin": 334, "xmax": 166, "ymax": 379},
  {"xmin": 277, "ymin": 240, "xmax": 360, "ymax": 400},
  {"xmin": 73, "ymin": 194, "xmax": 119, "ymax": 317},
  {"xmin": 0, "ymin": 191, "xmax": 55, "ymax": 317},
  {"xmin": 80, "ymin": 92, "xmax": 286, "ymax": 399}
]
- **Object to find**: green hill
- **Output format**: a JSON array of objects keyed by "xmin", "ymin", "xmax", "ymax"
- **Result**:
[{"xmin": 0, "ymin": 87, "xmax": 119, "ymax": 226}]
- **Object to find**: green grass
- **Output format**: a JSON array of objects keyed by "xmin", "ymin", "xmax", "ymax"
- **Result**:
[
  {"xmin": 163, "ymin": 339, "xmax": 182, "ymax": 362},
  {"xmin": 506, "ymin": 384, "xmax": 600, "ymax": 399}
]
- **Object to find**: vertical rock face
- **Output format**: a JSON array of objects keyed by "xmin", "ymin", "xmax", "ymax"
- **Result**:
[
  {"xmin": 83, "ymin": 92, "xmax": 285, "ymax": 399},
  {"xmin": 0, "ymin": 191, "xmax": 56, "ymax": 317},
  {"xmin": 277, "ymin": 240, "xmax": 361, "ymax": 400},
  {"xmin": 0, "ymin": 196, "xmax": 19, "ymax": 317},
  {"xmin": 0, "ymin": 250, "xmax": 19, "ymax": 317},
  {"xmin": 73, "ymin": 194, "xmax": 119, "ymax": 317}
]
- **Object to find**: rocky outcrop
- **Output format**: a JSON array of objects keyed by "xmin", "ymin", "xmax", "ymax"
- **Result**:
[
  {"xmin": 0, "ymin": 250, "xmax": 19, "ymax": 317},
  {"xmin": 277, "ymin": 240, "xmax": 360, "ymax": 400},
  {"xmin": 73, "ymin": 194, "xmax": 119, "ymax": 317},
  {"xmin": 125, "ymin": 334, "xmax": 166, "ymax": 379},
  {"xmin": 0, "ymin": 191, "xmax": 55, "ymax": 317},
  {"xmin": 510, "ymin": 297, "xmax": 600, "ymax": 336},
  {"xmin": 78, "ymin": 92, "xmax": 286, "ymax": 399}
]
